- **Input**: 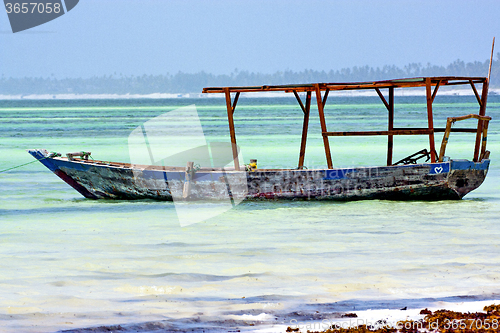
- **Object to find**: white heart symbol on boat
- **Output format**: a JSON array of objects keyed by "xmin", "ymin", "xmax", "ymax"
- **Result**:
[{"xmin": 434, "ymin": 166, "xmax": 443, "ymax": 174}]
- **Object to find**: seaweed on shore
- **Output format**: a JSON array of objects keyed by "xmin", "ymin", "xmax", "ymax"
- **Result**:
[{"xmin": 286, "ymin": 304, "xmax": 500, "ymax": 333}]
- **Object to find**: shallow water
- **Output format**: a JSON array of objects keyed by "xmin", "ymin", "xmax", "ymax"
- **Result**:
[{"xmin": 0, "ymin": 95, "xmax": 499, "ymax": 332}]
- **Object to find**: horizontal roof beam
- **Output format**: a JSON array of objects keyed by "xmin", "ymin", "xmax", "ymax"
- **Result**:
[{"xmin": 202, "ymin": 76, "xmax": 487, "ymax": 94}]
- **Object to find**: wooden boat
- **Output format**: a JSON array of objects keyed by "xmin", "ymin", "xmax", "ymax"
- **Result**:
[{"xmin": 28, "ymin": 74, "xmax": 493, "ymax": 201}]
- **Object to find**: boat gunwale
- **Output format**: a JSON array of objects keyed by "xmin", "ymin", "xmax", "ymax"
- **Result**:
[{"xmin": 50, "ymin": 155, "xmax": 469, "ymax": 174}]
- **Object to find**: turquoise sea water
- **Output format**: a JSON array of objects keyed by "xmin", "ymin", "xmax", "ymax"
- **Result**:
[{"xmin": 0, "ymin": 95, "xmax": 499, "ymax": 332}]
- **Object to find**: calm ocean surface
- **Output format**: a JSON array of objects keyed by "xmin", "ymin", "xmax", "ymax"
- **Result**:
[{"xmin": 0, "ymin": 95, "xmax": 499, "ymax": 332}]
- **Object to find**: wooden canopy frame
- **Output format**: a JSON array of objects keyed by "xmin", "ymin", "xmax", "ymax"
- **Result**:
[{"xmin": 203, "ymin": 76, "xmax": 491, "ymax": 170}]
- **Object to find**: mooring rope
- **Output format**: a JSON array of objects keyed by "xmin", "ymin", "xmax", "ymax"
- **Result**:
[
  {"xmin": 0, "ymin": 153, "xmax": 57, "ymax": 174},
  {"xmin": 0, "ymin": 159, "xmax": 42, "ymax": 173}
]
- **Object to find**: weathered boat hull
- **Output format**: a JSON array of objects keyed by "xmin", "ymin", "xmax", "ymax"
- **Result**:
[{"xmin": 28, "ymin": 149, "xmax": 489, "ymax": 201}]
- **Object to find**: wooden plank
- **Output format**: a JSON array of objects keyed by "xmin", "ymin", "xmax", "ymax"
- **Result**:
[
  {"xmin": 425, "ymin": 78, "xmax": 437, "ymax": 163},
  {"xmin": 322, "ymin": 88, "xmax": 330, "ymax": 108},
  {"xmin": 438, "ymin": 120, "xmax": 453, "ymax": 162},
  {"xmin": 393, "ymin": 127, "xmax": 478, "ymax": 133},
  {"xmin": 439, "ymin": 114, "xmax": 491, "ymax": 162},
  {"xmin": 182, "ymin": 161, "xmax": 195, "ymax": 198},
  {"xmin": 315, "ymin": 84, "xmax": 333, "ymax": 169},
  {"xmin": 201, "ymin": 76, "xmax": 488, "ymax": 94},
  {"xmin": 488, "ymin": 37, "xmax": 495, "ymax": 82},
  {"xmin": 431, "ymin": 80, "xmax": 441, "ymax": 102},
  {"xmin": 441, "ymin": 128, "xmax": 479, "ymax": 133},
  {"xmin": 469, "ymin": 80, "xmax": 482, "ymax": 107},
  {"xmin": 474, "ymin": 38, "xmax": 494, "ymax": 161},
  {"xmin": 387, "ymin": 87, "xmax": 394, "ymax": 166},
  {"xmin": 232, "ymin": 91, "xmax": 240, "ymax": 114},
  {"xmin": 480, "ymin": 118, "xmax": 489, "ymax": 160},
  {"xmin": 375, "ymin": 88, "xmax": 390, "ymax": 111},
  {"xmin": 448, "ymin": 114, "xmax": 491, "ymax": 122},
  {"xmin": 475, "ymin": 82, "xmax": 490, "ymax": 161},
  {"xmin": 298, "ymin": 91, "xmax": 312, "ymax": 168},
  {"xmin": 323, "ymin": 129, "xmax": 432, "ymax": 136},
  {"xmin": 224, "ymin": 88, "xmax": 240, "ymax": 171},
  {"xmin": 441, "ymin": 80, "xmax": 486, "ymax": 86},
  {"xmin": 324, "ymin": 128, "xmax": 478, "ymax": 136},
  {"xmin": 293, "ymin": 90, "xmax": 306, "ymax": 113}
]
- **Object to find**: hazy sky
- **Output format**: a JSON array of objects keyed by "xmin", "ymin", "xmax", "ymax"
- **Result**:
[{"xmin": 1, "ymin": 0, "xmax": 499, "ymax": 78}]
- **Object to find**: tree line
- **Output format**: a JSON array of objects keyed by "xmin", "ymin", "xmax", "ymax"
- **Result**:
[{"xmin": 1, "ymin": 55, "xmax": 499, "ymax": 95}]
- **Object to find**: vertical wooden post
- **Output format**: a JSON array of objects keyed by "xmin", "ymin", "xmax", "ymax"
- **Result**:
[
  {"xmin": 315, "ymin": 84, "xmax": 333, "ymax": 169},
  {"xmin": 298, "ymin": 91, "xmax": 312, "ymax": 169},
  {"xmin": 425, "ymin": 78, "xmax": 436, "ymax": 163},
  {"xmin": 438, "ymin": 118, "xmax": 453, "ymax": 162},
  {"xmin": 480, "ymin": 119, "xmax": 489, "ymax": 160},
  {"xmin": 474, "ymin": 75, "xmax": 491, "ymax": 162},
  {"xmin": 387, "ymin": 87, "xmax": 394, "ymax": 166},
  {"xmin": 183, "ymin": 161, "xmax": 194, "ymax": 199},
  {"xmin": 224, "ymin": 88, "xmax": 240, "ymax": 171},
  {"xmin": 474, "ymin": 81, "xmax": 489, "ymax": 162},
  {"xmin": 475, "ymin": 38, "xmax": 495, "ymax": 162}
]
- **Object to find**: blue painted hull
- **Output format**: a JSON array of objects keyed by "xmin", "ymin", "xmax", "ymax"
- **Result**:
[{"xmin": 28, "ymin": 149, "xmax": 490, "ymax": 201}]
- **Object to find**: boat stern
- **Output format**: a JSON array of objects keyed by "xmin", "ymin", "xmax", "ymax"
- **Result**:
[{"xmin": 448, "ymin": 159, "xmax": 490, "ymax": 198}]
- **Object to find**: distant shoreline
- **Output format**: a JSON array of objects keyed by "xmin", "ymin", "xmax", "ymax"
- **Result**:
[{"xmin": 1, "ymin": 88, "xmax": 499, "ymax": 100}]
